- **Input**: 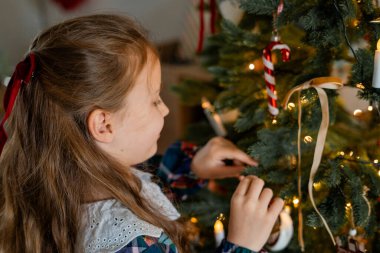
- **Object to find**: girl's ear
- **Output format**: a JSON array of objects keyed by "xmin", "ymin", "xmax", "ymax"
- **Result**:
[{"xmin": 87, "ymin": 109, "xmax": 114, "ymax": 143}]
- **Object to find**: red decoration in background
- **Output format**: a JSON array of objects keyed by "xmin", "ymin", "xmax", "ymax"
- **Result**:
[
  {"xmin": 197, "ymin": 0, "xmax": 217, "ymax": 53},
  {"xmin": 53, "ymin": 0, "xmax": 86, "ymax": 10}
]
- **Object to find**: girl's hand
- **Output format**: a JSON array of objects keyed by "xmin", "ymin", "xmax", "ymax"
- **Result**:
[
  {"xmin": 191, "ymin": 137, "xmax": 257, "ymax": 179},
  {"xmin": 227, "ymin": 176, "xmax": 284, "ymax": 251}
]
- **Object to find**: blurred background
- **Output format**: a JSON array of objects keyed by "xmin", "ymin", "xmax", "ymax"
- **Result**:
[
  {"xmin": 0, "ymin": 0, "xmax": 215, "ymax": 153},
  {"xmin": 0, "ymin": 0, "xmax": 371, "ymax": 154}
]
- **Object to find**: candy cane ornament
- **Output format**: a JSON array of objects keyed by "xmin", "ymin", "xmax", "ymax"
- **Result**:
[{"xmin": 262, "ymin": 38, "xmax": 291, "ymax": 116}]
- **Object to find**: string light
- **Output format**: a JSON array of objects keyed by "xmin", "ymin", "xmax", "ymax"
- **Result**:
[
  {"xmin": 368, "ymin": 105, "xmax": 373, "ymax": 111},
  {"xmin": 190, "ymin": 217, "xmax": 198, "ymax": 223},
  {"xmin": 248, "ymin": 63, "xmax": 255, "ymax": 70},
  {"xmin": 346, "ymin": 203, "xmax": 352, "ymax": 208},
  {"xmin": 287, "ymin": 102, "xmax": 296, "ymax": 110},
  {"xmin": 313, "ymin": 182, "xmax": 322, "ymax": 191},
  {"xmin": 272, "ymin": 119, "xmax": 278, "ymax": 125},
  {"xmin": 349, "ymin": 151, "xmax": 354, "ymax": 157},
  {"xmin": 339, "ymin": 151, "xmax": 345, "ymax": 156},
  {"xmin": 356, "ymin": 83, "xmax": 365, "ymax": 89},
  {"xmin": 353, "ymin": 109, "xmax": 362, "ymax": 116},
  {"xmin": 378, "ymin": 170, "xmax": 380, "ymax": 176},
  {"xmin": 292, "ymin": 197, "xmax": 300, "ymax": 207},
  {"xmin": 374, "ymin": 159, "xmax": 379, "ymax": 164},
  {"xmin": 304, "ymin": 136, "xmax": 313, "ymax": 143}
]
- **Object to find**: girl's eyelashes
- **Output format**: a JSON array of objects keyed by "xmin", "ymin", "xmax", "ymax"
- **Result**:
[{"xmin": 153, "ymin": 98, "xmax": 162, "ymax": 107}]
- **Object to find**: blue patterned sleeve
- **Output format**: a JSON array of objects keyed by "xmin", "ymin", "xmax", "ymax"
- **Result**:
[
  {"xmin": 115, "ymin": 234, "xmax": 263, "ymax": 253},
  {"xmin": 152, "ymin": 141, "xmax": 207, "ymax": 200}
]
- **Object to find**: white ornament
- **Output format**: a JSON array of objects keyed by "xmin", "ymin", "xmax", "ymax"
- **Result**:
[
  {"xmin": 218, "ymin": 0, "xmax": 244, "ymax": 25},
  {"xmin": 266, "ymin": 210, "xmax": 294, "ymax": 251}
]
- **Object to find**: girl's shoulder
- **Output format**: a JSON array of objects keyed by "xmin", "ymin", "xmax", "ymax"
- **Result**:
[
  {"xmin": 77, "ymin": 168, "xmax": 180, "ymax": 253},
  {"xmin": 78, "ymin": 199, "xmax": 163, "ymax": 253}
]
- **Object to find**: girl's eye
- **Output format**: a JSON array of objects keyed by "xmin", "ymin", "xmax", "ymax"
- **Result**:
[{"xmin": 153, "ymin": 99, "xmax": 162, "ymax": 107}]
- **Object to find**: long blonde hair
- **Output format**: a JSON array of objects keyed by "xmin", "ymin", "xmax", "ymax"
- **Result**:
[{"xmin": 0, "ymin": 14, "xmax": 187, "ymax": 253}]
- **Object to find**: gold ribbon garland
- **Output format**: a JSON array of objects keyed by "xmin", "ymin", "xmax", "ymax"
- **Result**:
[{"xmin": 283, "ymin": 77, "xmax": 343, "ymax": 251}]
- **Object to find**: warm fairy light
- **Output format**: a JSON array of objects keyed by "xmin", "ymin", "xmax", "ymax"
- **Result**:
[
  {"xmin": 249, "ymin": 63, "xmax": 255, "ymax": 70},
  {"xmin": 214, "ymin": 220, "xmax": 224, "ymax": 233},
  {"xmin": 356, "ymin": 156, "xmax": 360, "ymax": 160},
  {"xmin": 340, "ymin": 164, "xmax": 345, "ymax": 169},
  {"xmin": 339, "ymin": 151, "xmax": 345, "ymax": 156},
  {"xmin": 214, "ymin": 219, "xmax": 225, "ymax": 246},
  {"xmin": 374, "ymin": 159, "xmax": 379, "ymax": 164},
  {"xmin": 378, "ymin": 170, "xmax": 380, "ymax": 176},
  {"xmin": 352, "ymin": 19, "xmax": 360, "ymax": 27},
  {"xmin": 287, "ymin": 102, "xmax": 296, "ymax": 110},
  {"xmin": 368, "ymin": 105, "xmax": 373, "ymax": 111},
  {"xmin": 272, "ymin": 119, "xmax": 278, "ymax": 125},
  {"xmin": 301, "ymin": 96, "xmax": 308, "ymax": 104},
  {"xmin": 353, "ymin": 109, "xmax": 362, "ymax": 116},
  {"xmin": 346, "ymin": 203, "xmax": 352, "ymax": 208},
  {"xmin": 190, "ymin": 217, "xmax": 198, "ymax": 223},
  {"xmin": 356, "ymin": 83, "xmax": 365, "ymax": 89},
  {"xmin": 349, "ymin": 151, "xmax": 354, "ymax": 157},
  {"xmin": 293, "ymin": 197, "xmax": 300, "ymax": 207},
  {"xmin": 304, "ymin": 136, "xmax": 313, "ymax": 143},
  {"xmin": 313, "ymin": 182, "xmax": 322, "ymax": 191},
  {"xmin": 201, "ymin": 97, "xmax": 212, "ymax": 109},
  {"xmin": 284, "ymin": 205, "xmax": 292, "ymax": 214}
]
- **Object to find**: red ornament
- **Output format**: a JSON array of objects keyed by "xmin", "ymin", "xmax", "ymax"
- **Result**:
[
  {"xmin": 262, "ymin": 38, "xmax": 290, "ymax": 116},
  {"xmin": 197, "ymin": 0, "xmax": 217, "ymax": 53},
  {"xmin": 53, "ymin": 0, "xmax": 86, "ymax": 10}
]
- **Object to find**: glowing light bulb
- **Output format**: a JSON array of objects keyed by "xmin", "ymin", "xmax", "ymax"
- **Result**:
[
  {"xmin": 356, "ymin": 83, "xmax": 365, "ymax": 89},
  {"xmin": 249, "ymin": 63, "xmax": 255, "ymax": 70},
  {"xmin": 313, "ymin": 182, "xmax": 322, "ymax": 191},
  {"xmin": 287, "ymin": 102, "xmax": 295, "ymax": 110},
  {"xmin": 339, "ymin": 151, "xmax": 345, "ymax": 156},
  {"xmin": 272, "ymin": 119, "xmax": 278, "ymax": 125},
  {"xmin": 190, "ymin": 217, "xmax": 198, "ymax": 223},
  {"xmin": 304, "ymin": 136, "xmax": 313, "ymax": 143},
  {"xmin": 349, "ymin": 151, "xmax": 354, "ymax": 157},
  {"xmin": 292, "ymin": 197, "xmax": 300, "ymax": 207},
  {"xmin": 214, "ymin": 220, "xmax": 225, "ymax": 246},
  {"xmin": 353, "ymin": 109, "xmax": 362, "ymax": 116},
  {"xmin": 374, "ymin": 159, "xmax": 379, "ymax": 164},
  {"xmin": 368, "ymin": 105, "xmax": 373, "ymax": 111}
]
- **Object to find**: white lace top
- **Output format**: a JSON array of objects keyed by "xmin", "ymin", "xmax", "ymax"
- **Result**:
[{"xmin": 76, "ymin": 168, "xmax": 180, "ymax": 253}]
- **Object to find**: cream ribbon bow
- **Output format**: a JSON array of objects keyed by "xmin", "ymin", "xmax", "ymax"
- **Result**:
[{"xmin": 283, "ymin": 77, "xmax": 343, "ymax": 251}]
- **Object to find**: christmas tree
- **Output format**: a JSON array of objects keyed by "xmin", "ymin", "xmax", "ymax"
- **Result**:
[{"xmin": 174, "ymin": 0, "xmax": 380, "ymax": 252}]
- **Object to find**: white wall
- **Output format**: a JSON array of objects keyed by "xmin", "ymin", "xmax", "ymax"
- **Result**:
[{"xmin": 0, "ymin": 0, "xmax": 190, "ymax": 67}]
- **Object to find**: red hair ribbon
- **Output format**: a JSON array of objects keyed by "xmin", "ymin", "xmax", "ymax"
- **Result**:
[{"xmin": 0, "ymin": 53, "xmax": 36, "ymax": 155}]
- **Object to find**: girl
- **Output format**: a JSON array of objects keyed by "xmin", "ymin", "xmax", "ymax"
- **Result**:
[{"xmin": 0, "ymin": 14, "xmax": 283, "ymax": 253}]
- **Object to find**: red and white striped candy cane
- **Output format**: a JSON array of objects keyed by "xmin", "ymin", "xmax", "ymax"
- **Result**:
[{"xmin": 262, "ymin": 40, "xmax": 290, "ymax": 116}]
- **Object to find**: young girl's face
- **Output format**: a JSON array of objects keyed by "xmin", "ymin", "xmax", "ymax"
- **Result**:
[{"xmin": 105, "ymin": 52, "xmax": 169, "ymax": 166}]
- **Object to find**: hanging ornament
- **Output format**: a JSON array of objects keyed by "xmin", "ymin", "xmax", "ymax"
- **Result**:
[
  {"xmin": 52, "ymin": 0, "xmax": 86, "ymax": 10},
  {"xmin": 262, "ymin": 0, "xmax": 290, "ymax": 116},
  {"xmin": 218, "ymin": 0, "xmax": 244, "ymax": 25},
  {"xmin": 336, "ymin": 187, "xmax": 370, "ymax": 253},
  {"xmin": 266, "ymin": 209, "xmax": 294, "ymax": 251},
  {"xmin": 197, "ymin": 0, "xmax": 217, "ymax": 53}
]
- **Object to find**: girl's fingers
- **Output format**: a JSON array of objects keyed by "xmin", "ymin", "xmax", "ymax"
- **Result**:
[
  {"xmin": 246, "ymin": 176, "xmax": 265, "ymax": 200},
  {"xmin": 258, "ymin": 188, "xmax": 273, "ymax": 207},
  {"xmin": 268, "ymin": 197, "xmax": 285, "ymax": 216},
  {"xmin": 234, "ymin": 176, "xmax": 254, "ymax": 196}
]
